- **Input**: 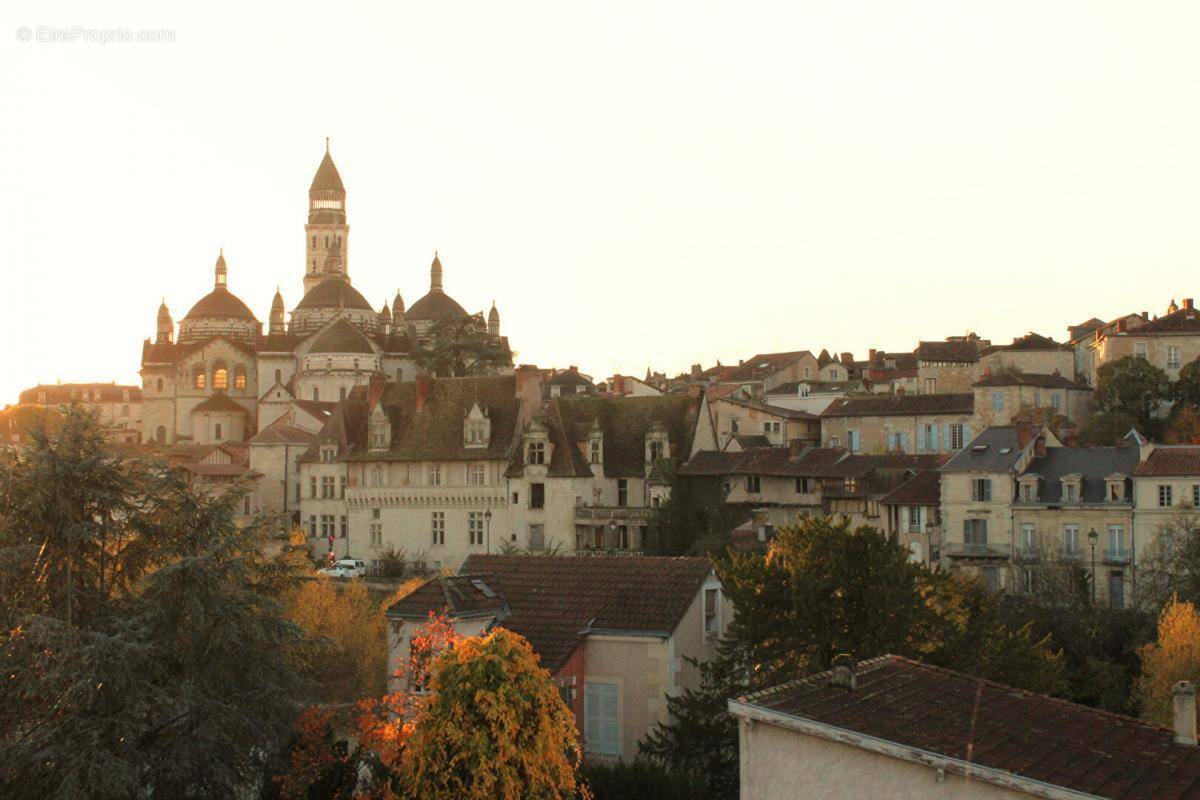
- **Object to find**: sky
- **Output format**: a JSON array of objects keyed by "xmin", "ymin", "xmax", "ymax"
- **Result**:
[{"xmin": 2, "ymin": 1, "xmax": 1200, "ymax": 403}]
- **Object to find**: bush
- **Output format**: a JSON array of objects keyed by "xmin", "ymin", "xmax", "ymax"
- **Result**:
[
  {"xmin": 375, "ymin": 544, "xmax": 407, "ymax": 578},
  {"xmin": 581, "ymin": 759, "xmax": 705, "ymax": 800}
]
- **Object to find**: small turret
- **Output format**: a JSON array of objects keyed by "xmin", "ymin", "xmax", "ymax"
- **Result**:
[
  {"xmin": 392, "ymin": 290, "xmax": 406, "ymax": 331},
  {"xmin": 488, "ymin": 301, "xmax": 500, "ymax": 336},
  {"xmin": 156, "ymin": 299, "xmax": 173, "ymax": 344},
  {"xmin": 430, "ymin": 251, "xmax": 443, "ymax": 292},
  {"xmin": 214, "ymin": 249, "xmax": 228, "ymax": 288},
  {"xmin": 380, "ymin": 301, "xmax": 392, "ymax": 335},
  {"xmin": 269, "ymin": 288, "xmax": 286, "ymax": 335}
]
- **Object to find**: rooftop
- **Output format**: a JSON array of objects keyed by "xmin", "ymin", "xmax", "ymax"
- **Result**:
[
  {"xmin": 822, "ymin": 393, "xmax": 974, "ymax": 418},
  {"xmin": 1136, "ymin": 447, "xmax": 1200, "ymax": 477}
]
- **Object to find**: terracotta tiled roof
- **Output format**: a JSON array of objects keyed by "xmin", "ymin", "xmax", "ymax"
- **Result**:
[
  {"xmin": 388, "ymin": 574, "xmax": 509, "ymax": 620},
  {"xmin": 738, "ymin": 655, "xmax": 1200, "ymax": 800},
  {"xmin": 388, "ymin": 555, "xmax": 712, "ymax": 672},
  {"xmin": 714, "ymin": 396, "xmax": 819, "ymax": 420},
  {"xmin": 1135, "ymin": 447, "xmax": 1200, "ymax": 477},
  {"xmin": 916, "ymin": 340, "xmax": 980, "ymax": 363},
  {"xmin": 878, "ymin": 470, "xmax": 942, "ymax": 506},
  {"xmin": 1116, "ymin": 307, "xmax": 1200, "ymax": 335},
  {"xmin": 821, "ymin": 393, "xmax": 974, "ymax": 418}
]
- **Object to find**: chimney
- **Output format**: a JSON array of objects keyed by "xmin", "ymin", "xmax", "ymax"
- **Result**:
[
  {"xmin": 1186, "ymin": 299, "xmax": 1195, "ymax": 311},
  {"xmin": 829, "ymin": 654, "xmax": 857, "ymax": 690},
  {"xmin": 515, "ymin": 365, "xmax": 544, "ymax": 427},
  {"xmin": 414, "ymin": 373, "xmax": 431, "ymax": 413},
  {"xmin": 1174, "ymin": 682, "xmax": 1197, "ymax": 745},
  {"xmin": 1016, "ymin": 420, "xmax": 1035, "ymax": 449},
  {"xmin": 613, "ymin": 375, "xmax": 626, "ymax": 396},
  {"xmin": 1034, "ymin": 430, "xmax": 1047, "ymax": 457},
  {"xmin": 982, "ymin": 366, "xmax": 992, "ymax": 377},
  {"xmin": 788, "ymin": 439, "xmax": 805, "ymax": 458},
  {"xmin": 869, "ymin": 348, "xmax": 878, "ymax": 362},
  {"xmin": 691, "ymin": 363, "xmax": 702, "ymax": 377},
  {"xmin": 368, "ymin": 372, "xmax": 386, "ymax": 409},
  {"xmin": 1052, "ymin": 368, "xmax": 1060, "ymax": 377},
  {"xmin": 841, "ymin": 352, "xmax": 853, "ymax": 365},
  {"xmin": 1116, "ymin": 318, "xmax": 1127, "ymax": 333}
]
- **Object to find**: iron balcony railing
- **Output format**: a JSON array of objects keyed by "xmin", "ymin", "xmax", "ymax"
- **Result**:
[
  {"xmin": 1103, "ymin": 547, "xmax": 1131, "ymax": 564},
  {"xmin": 943, "ymin": 542, "xmax": 1009, "ymax": 559},
  {"xmin": 574, "ymin": 506, "xmax": 656, "ymax": 521}
]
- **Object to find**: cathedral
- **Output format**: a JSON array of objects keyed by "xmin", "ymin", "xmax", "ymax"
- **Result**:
[{"xmin": 140, "ymin": 144, "xmax": 512, "ymax": 445}]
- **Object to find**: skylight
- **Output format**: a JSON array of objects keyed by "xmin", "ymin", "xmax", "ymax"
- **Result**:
[
  {"xmin": 469, "ymin": 578, "xmax": 497, "ymax": 598},
  {"xmin": 999, "ymin": 447, "xmax": 1012, "ymax": 454},
  {"xmin": 972, "ymin": 445, "xmax": 989, "ymax": 452}
]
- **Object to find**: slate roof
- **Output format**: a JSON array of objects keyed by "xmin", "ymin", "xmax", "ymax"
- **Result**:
[
  {"xmin": 715, "ymin": 396, "xmax": 820, "ymax": 420},
  {"xmin": 1136, "ymin": 447, "xmax": 1200, "ymax": 477},
  {"xmin": 916, "ymin": 340, "xmax": 980, "ymax": 363},
  {"xmin": 310, "ymin": 149, "xmax": 345, "ymax": 192},
  {"xmin": 191, "ymin": 392, "xmax": 248, "ymax": 415},
  {"xmin": 730, "ymin": 434, "xmax": 771, "ymax": 449},
  {"xmin": 941, "ymin": 427, "xmax": 1024, "ymax": 472},
  {"xmin": 821, "ymin": 393, "xmax": 974, "ymax": 418},
  {"xmin": 1018, "ymin": 446, "xmax": 1138, "ymax": 503},
  {"xmin": 388, "ymin": 555, "xmax": 712, "ymax": 672},
  {"xmin": 520, "ymin": 394, "xmax": 704, "ymax": 479},
  {"xmin": 249, "ymin": 418, "xmax": 318, "ymax": 445},
  {"xmin": 737, "ymin": 655, "xmax": 1200, "ymax": 800},
  {"xmin": 326, "ymin": 376, "xmax": 520, "ymax": 463},
  {"xmin": 973, "ymin": 372, "xmax": 1088, "ymax": 390},
  {"xmin": 820, "ymin": 453, "xmax": 948, "ymax": 479},
  {"xmin": 294, "ymin": 275, "xmax": 374, "ymax": 311},
  {"xmin": 767, "ymin": 381, "xmax": 860, "ymax": 396},
  {"xmin": 19, "ymin": 383, "xmax": 142, "ymax": 404},
  {"xmin": 544, "ymin": 368, "xmax": 593, "ymax": 387},
  {"xmin": 878, "ymin": 470, "xmax": 942, "ymax": 506},
  {"xmin": 184, "ymin": 287, "xmax": 258, "ymax": 321},
  {"xmin": 309, "ymin": 318, "xmax": 376, "ymax": 354},
  {"xmin": 679, "ymin": 446, "xmax": 848, "ymax": 478}
]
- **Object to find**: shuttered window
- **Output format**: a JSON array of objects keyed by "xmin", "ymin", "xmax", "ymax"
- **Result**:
[{"xmin": 584, "ymin": 682, "xmax": 620, "ymax": 756}]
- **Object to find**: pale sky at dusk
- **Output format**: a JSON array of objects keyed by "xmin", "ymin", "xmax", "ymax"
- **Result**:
[{"xmin": 2, "ymin": 1, "xmax": 1200, "ymax": 403}]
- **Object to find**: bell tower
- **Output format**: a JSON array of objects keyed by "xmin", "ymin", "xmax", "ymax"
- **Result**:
[{"xmin": 304, "ymin": 138, "xmax": 349, "ymax": 294}]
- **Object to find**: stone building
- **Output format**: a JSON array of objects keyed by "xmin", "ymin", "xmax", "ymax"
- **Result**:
[
  {"xmin": 709, "ymin": 395, "xmax": 820, "ymax": 450},
  {"xmin": 971, "ymin": 370, "xmax": 1092, "ymax": 429},
  {"xmin": 915, "ymin": 336, "xmax": 986, "ymax": 394},
  {"xmin": 820, "ymin": 393, "xmax": 975, "ymax": 455},
  {"xmin": 1086, "ymin": 299, "xmax": 1200, "ymax": 385},
  {"xmin": 140, "ymin": 143, "xmax": 511, "ymax": 449},
  {"xmin": 17, "ymin": 382, "xmax": 142, "ymax": 443}
]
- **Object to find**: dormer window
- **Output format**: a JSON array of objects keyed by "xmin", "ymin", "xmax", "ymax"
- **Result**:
[
  {"xmin": 528, "ymin": 441, "xmax": 546, "ymax": 465},
  {"xmin": 1106, "ymin": 476, "xmax": 1126, "ymax": 503},
  {"xmin": 645, "ymin": 423, "xmax": 670, "ymax": 466},
  {"xmin": 589, "ymin": 438, "xmax": 602, "ymax": 464},
  {"xmin": 1018, "ymin": 475, "xmax": 1039, "ymax": 504},
  {"xmin": 368, "ymin": 404, "xmax": 391, "ymax": 451},
  {"xmin": 1064, "ymin": 482, "xmax": 1078, "ymax": 503},
  {"xmin": 463, "ymin": 403, "xmax": 491, "ymax": 448},
  {"xmin": 320, "ymin": 445, "xmax": 336, "ymax": 463},
  {"xmin": 649, "ymin": 440, "xmax": 665, "ymax": 461}
]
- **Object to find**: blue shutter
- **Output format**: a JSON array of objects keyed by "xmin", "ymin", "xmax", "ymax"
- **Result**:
[
  {"xmin": 963, "ymin": 424, "xmax": 972, "ymax": 445},
  {"xmin": 930, "ymin": 425, "xmax": 939, "ymax": 452},
  {"xmin": 943, "ymin": 425, "xmax": 951, "ymax": 450},
  {"xmin": 918, "ymin": 426, "xmax": 926, "ymax": 451},
  {"xmin": 886, "ymin": 433, "xmax": 895, "ymax": 451},
  {"xmin": 900, "ymin": 432, "xmax": 908, "ymax": 452}
]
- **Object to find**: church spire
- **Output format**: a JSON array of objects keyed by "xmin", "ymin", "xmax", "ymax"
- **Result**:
[
  {"xmin": 430, "ymin": 251, "xmax": 443, "ymax": 292},
  {"xmin": 214, "ymin": 249, "xmax": 227, "ymax": 289},
  {"xmin": 305, "ymin": 141, "xmax": 349, "ymax": 294},
  {"xmin": 269, "ymin": 287, "xmax": 285, "ymax": 335},
  {"xmin": 156, "ymin": 298, "xmax": 173, "ymax": 344}
]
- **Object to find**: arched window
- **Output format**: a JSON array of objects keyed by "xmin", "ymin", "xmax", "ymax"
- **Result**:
[
  {"xmin": 339, "ymin": 386, "xmax": 347, "ymax": 401},
  {"xmin": 326, "ymin": 359, "xmax": 333, "ymax": 370},
  {"xmin": 156, "ymin": 378, "xmax": 163, "ymax": 392},
  {"xmin": 214, "ymin": 422, "xmax": 223, "ymax": 440},
  {"xmin": 155, "ymin": 425, "xmax": 166, "ymax": 444},
  {"xmin": 213, "ymin": 368, "xmax": 228, "ymax": 390},
  {"xmin": 274, "ymin": 368, "xmax": 282, "ymax": 384},
  {"xmin": 194, "ymin": 369, "xmax": 206, "ymax": 389},
  {"xmin": 313, "ymin": 387, "xmax": 320, "ymax": 401},
  {"xmin": 233, "ymin": 368, "xmax": 247, "ymax": 390}
]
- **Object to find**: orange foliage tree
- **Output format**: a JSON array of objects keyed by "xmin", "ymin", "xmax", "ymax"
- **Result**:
[{"xmin": 1138, "ymin": 597, "xmax": 1200, "ymax": 724}]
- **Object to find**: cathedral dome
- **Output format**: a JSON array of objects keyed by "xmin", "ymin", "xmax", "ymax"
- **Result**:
[
  {"xmin": 295, "ymin": 275, "xmax": 373, "ymax": 311},
  {"xmin": 184, "ymin": 287, "xmax": 258, "ymax": 321},
  {"xmin": 407, "ymin": 290, "xmax": 469, "ymax": 322},
  {"xmin": 309, "ymin": 318, "xmax": 375, "ymax": 354}
]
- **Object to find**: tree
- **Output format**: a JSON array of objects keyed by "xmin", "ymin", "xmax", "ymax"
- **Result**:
[
  {"xmin": 1137, "ymin": 598, "xmax": 1200, "ymax": 725},
  {"xmin": 1139, "ymin": 507, "xmax": 1200, "ymax": 608},
  {"xmin": 401, "ymin": 629, "xmax": 584, "ymax": 799},
  {"xmin": 647, "ymin": 465, "xmax": 750, "ymax": 556},
  {"xmin": 414, "ymin": 314, "xmax": 513, "ymax": 377},
  {"xmin": 1173, "ymin": 357, "xmax": 1200, "ymax": 409},
  {"xmin": 1092, "ymin": 356, "xmax": 1169, "ymax": 431},
  {"xmin": 0, "ymin": 408, "xmax": 314, "ymax": 799},
  {"xmin": 1074, "ymin": 410, "xmax": 1141, "ymax": 446},
  {"xmin": 1167, "ymin": 405, "xmax": 1200, "ymax": 445}
]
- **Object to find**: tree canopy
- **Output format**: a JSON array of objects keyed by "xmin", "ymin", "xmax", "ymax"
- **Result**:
[
  {"xmin": 1092, "ymin": 356, "xmax": 1170, "ymax": 432},
  {"xmin": 414, "ymin": 314, "xmax": 513, "ymax": 377},
  {"xmin": 1138, "ymin": 598, "xmax": 1200, "ymax": 726}
]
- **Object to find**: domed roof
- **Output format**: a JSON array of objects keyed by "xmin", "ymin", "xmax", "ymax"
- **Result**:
[
  {"xmin": 295, "ymin": 275, "xmax": 373, "ymax": 311},
  {"xmin": 407, "ymin": 290, "xmax": 469, "ymax": 322},
  {"xmin": 309, "ymin": 319, "xmax": 375, "ymax": 355},
  {"xmin": 184, "ymin": 287, "xmax": 258, "ymax": 321},
  {"xmin": 310, "ymin": 144, "xmax": 345, "ymax": 193}
]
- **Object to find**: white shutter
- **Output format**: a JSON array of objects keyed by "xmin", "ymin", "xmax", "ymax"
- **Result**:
[
  {"xmin": 602, "ymin": 684, "xmax": 619, "ymax": 755},
  {"xmin": 584, "ymin": 683, "xmax": 601, "ymax": 751},
  {"xmin": 584, "ymin": 682, "xmax": 620, "ymax": 755}
]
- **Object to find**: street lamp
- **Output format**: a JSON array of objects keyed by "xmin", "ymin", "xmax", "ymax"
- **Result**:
[
  {"xmin": 484, "ymin": 508, "xmax": 493, "ymax": 554},
  {"xmin": 1087, "ymin": 527, "xmax": 1099, "ymax": 603},
  {"xmin": 924, "ymin": 519, "xmax": 935, "ymax": 568},
  {"xmin": 608, "ymin": 519, "xmax": 618, "ymax": 552}
]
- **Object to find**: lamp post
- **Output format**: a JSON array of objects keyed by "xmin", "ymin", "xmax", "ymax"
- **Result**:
[
  {"xmin": 484, "ymin": 508, "xmax": 493, "ymax": 554},
  {"xmin": 608, "ymin": 519, "xmax": 618, "ymax": 552},
  {"xmin": 925, "ymin": 519, "xmax": 935, "ymax": 568},
  {"xmin": 1088, "ymin": 527, "xmax": 1099, "ymax": 603}
]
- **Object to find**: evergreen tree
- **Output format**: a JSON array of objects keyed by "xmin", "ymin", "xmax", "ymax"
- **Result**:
[{"xmin": 647, "ymin": 466, "xmax": 749, "ymax": 556}]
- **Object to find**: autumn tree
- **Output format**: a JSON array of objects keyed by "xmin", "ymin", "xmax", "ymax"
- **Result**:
[
  {"xmin": 1167, "ymin": 405, "xmax": 1200, "ymax": 445},
  {"xmin": 1138, "ymin": 598, "xmax": 1200, "ymax": 725},
  {"xmin": 286, "ymin": 575, "xmax": 388, "ymax": 705}
]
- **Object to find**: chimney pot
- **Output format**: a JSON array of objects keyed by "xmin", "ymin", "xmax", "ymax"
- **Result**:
[
  {"xmin": 829, "ymin": 654, "xmax": 857, "ymax": 690},
  {"xmin": 1186, "ymin": 299, "xmax": 1195, "ymax": 311},
  {"xmin": 1117, "ymin": 319, "xmax": 1127, "ymax": 333},
  {"xmin": 1175, "ymin": 681, "xmax": 1197, "ymax": 745},
  {"xmin": 414, "ymin": 373, "xmax": 431, "ymax": 413}
]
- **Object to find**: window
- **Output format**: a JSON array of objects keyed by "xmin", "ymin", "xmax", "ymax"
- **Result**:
[
  {"xmin": 1169, "ymin": 346, "xmax": 1182, "ymax": 369},
  {"xmin": 156, "ymin": 378, "xmax": 164, "ymax": 392},
  {"xmin": 1193, "ymin": 485, "xmax": 1200, "ymax": 508},
  {"xmin": 312, "ymin": 387, "xmax": 320, "ymax": 401},
  {"xmin": 320, "ymin": 515, "xmax": 335, "ymax": 537},
  {"xmin": 971, "ymin": 478, "xmax": 992, "ymax": 502},
  {"xmin": 528, "ymin": 524, "xmax": 545, "ymax": 550},
  {"xmin": 339, "ymin": 387, "xmax": 347, "ymax": 401},
  {"xmin": 530, "ymin": 483, "xmax": 545, "ymax": 509},
  {"xmin": 373, "ymin": 429, "xmax": 388, "ymax": 448},
  {"xmin": 1064, "ymin": 482, "xmax": 1078, "ymax": 503},
  {"xmin": 584, "ymin": 683, "xmax": 620, "ymax": 756},
  {"xmin": 528, "ymin": 441, "xmax": 546, "ymax": 465},
  {"xmin": 1020, "ymin": 523, "xmax": 1035, "ymax": 555},
  {"xmin": 194, "ymin": 371, "xmax": 206, "ymax": 389},
  {"xmin": 1108, "ymin": 524, "xmax": 1124, "ymax": 554},
  {"xmin": 309, "ymin": 515, "xmax": 316, "ymax": 535},
  {"xmin": 234, "ymin": 370, "xmax": 247, "ymax": 390},
  {"xmin": 745, "ymin": 475, "xmax": 761, "ymax": 493},
  {"xmin": 924, "ymin": 377, "xmax": 937, "ymax": 394},
  {"xmin": 427, "ymin": 463, "xmax": 442, "ymax": 486},
  {"xmin": 617, "ymin": 525, "xmax": 630, "ymax": 549},
  {"xmin": 274, "ymin": 368, "xmax": 282, "ymax": 384},
  {"xmin": 829, "ymin": 436, "xmax": 841, "ymax": 447},
  {"xmin": 468, "ymin": 512, "xmax": 485, "ymax": 546},
  {"xmin": 1135, "ymin": 341, "xmax": 1148, "ymax": 359},
  {"xmin": 730, "ymin": 418, "xmax": 740, "ymax": 434},
  {"xmin": 370, "ymin": 523, "xmax": 382, "ymax": 547},
  {"xmin": 950, "ymin": 424, "xmax": 965, "ymax": 450},
  {"xmin": 1109, "ymin": 571, "xmax": 1125, "ymax": 608},
  {"xmin": 847, "ymin": 430, "xmax": 860, "ymax": 453},
  {"xmin": 964, "ymin": 519, "xmax": 988, "ymax": 546},
  {"xmin": 321, "ymin": 476, "xmax": 335, "ymax": 498},
  {"xmin": 1020, "ymin": 482, "xmax": 1036, "ymax": 503},
  {"xmin": 704, "ymin": 587, "xmax": 720, "ymax": 635},
  {"xmin": 803, "ymin": 367, "xmax": 811, "ymax": 378},
  {"xmin": 762, "ymin": 421, "xmax": 781, "ymax": 434},
  {"xmin": 798, "ymin": 385, "xmax": 810, "ymax": 398},
  {"xmin": 1109, "ymin": 481, "xmax": 1123, "ymax": 502},
  {"xmin": 617, "ymin": 479, "xmax": 628, "ymax": 507},
  {"xmin": 431, "ymin": 512, "xmax": 445, "ymax": 545},
  {"xmin": 907, "ymin": 506, "xmax": 923, "ymax": 533},
  {"xmin": 991, "ymin": 392, "xmax": 1004, "ymax": 412},
  {"xmin": 469, "ymin": 463, "xmax": 486, "ymax": 486},
  {"xmin": 1064, "ymin": 525, "xmax": 1080, "ymax": 556},
  {"xmin": 370, "ymin": 465, "xmax": 383, "ymax": 487},
  {"xmin": 295, "ymin": 482, "xmax": 301, "ymax": 503},
  {"xmin": 1160, "ymin": 485, "xmax": 1174, "ymax": 507},
  {"xmin": 310, "ymin": 476, "xmax": 317, "ymax": 498},
  {"xmin": 155, "ymin": 425, "xmax": 166, "ymax": 444},
  {"xmin": 649, "ymin": 440, "xmax": 665, "ymax": 461},
  {"xmin": 340, "ymin": 515, "xmax": 348, "ymax": 539},
  {"xmin": 843, "ymin": 477, "xmax": 858, "ymax": 494},
  {"xmin": 795, "ymin": 477, "xmax": 811, "ymax": 493},
  {"xmin": 213, "ymin": 368, "xmax": 228, "ymax": 390},
  {"xmin": 466, "ymin": 420, "xmax": 489, "ymax": 446},
  {"xmin": 589, "ymin": 439, "xmax": 602, "ymax": 464}
]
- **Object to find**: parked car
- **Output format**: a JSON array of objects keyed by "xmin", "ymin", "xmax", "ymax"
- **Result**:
[{"xmin": 318, "ymin": 558, "xmax": 366, "ymax": 579}]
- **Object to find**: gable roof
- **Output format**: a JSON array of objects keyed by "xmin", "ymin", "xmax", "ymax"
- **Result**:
[
  {"xmin": 713, "ymin": 396, "xmax": 819, "ymax": 420},
  {"xmin": 386, "ymin": 556, "xmax": 712, "ymax": 672},
  {"xmin": 191, "ymin": 392, "xmax": 248, "ymax": 415},
  {"xmin": 733, "ymin": 655, "xmax": 1200, "ymax": 800},
  {"xmin": 822, "ymin": 393, "xmax": 974, "ymax": 418},
  {"xmin": 680, "ymin": 446, "xmax": 848, "ymax": 478},
  {"xmin": 973, "ymin": 372, "xmax": 1088, "ymax": 390},
  {"xmin": 878, "ymin": 469, "xmax": 942, "ymax": 506},
  {"xmin": 1136, "ymin": 447, "xmax": 1200, "ymax": 477},
  {"xmin": 722, "ymin": 351, "xmax": 812, "ymax": 382},
  {"xmin": 1115, "ymin": 306, "xmax": 1200, "ymax": 335}
]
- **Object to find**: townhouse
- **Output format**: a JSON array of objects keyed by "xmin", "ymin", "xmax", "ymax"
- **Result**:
[
  {"xmin": 971, "ymin": 370, "xmax": 1092, "ymax": 428},
  {"xmin": 878, "ymin": 469, "xmax": 942, "ymax": 566},
  {"xmin": 764, "ymin": 379, "xmax": 863, "ymax": 415},
  {"xmin": 386, "ymin": 555, "xmax": 729, "ymax": 762},
  {"xmin": 820, "ymin": 393, "xmax": 974, "ymax": 455},
  {"xmin": 1086, "ymin": 300, "xmax": 1200, "ymax": 385},
  {"xmin": 709, "ymin": 395, "xmax": 821, "ymax": 450},
  {"xmin": 978, "ymin": 332, "xmax": 1076, "ymax": 378},
  {"xmin": 915, "ymin": 335, "xmax": 986, "ymax": 394},
  {"xmin": 18, "ymin": 382, "xmax": 143, "ymax": 443},
  {"xmin": 717, "ymin": 350, "xmax": 820, "ymax": 396},
  {"xmin": 1133, "ymin": 445, "xmax": 1200, "ymax": 593},
  {"xmin": 506, "ymin": 391, "xmax": 716, "ymax": 554}
]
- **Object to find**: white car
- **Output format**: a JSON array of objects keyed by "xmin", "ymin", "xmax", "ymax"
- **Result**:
[{"xmin": 318, "ymin": 558, "xmax": 366, "ymax": 579}]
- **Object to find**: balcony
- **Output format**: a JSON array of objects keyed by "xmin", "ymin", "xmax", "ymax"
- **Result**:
[
  {"xmin": 574, "ymin": 506, "xmax": 656, "ymax": 522},
  {"xmin": 943, "ymin": 542, "xmax": 1009, "ymax": 560},
  {"xmin": 1015, "ymin": 547, "xmax": 1040, "ymax": 563},
  {"xmin": 1103, "ymin": 547, "xmax": 1131, "ymax": 565},
  {"xmin": 571, "ymin": 548, "xmax": 645, "ymax": 557},
  {"xmin": 1061, "ymin": 547, "xmax": 1083, "ymax": 561}
]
